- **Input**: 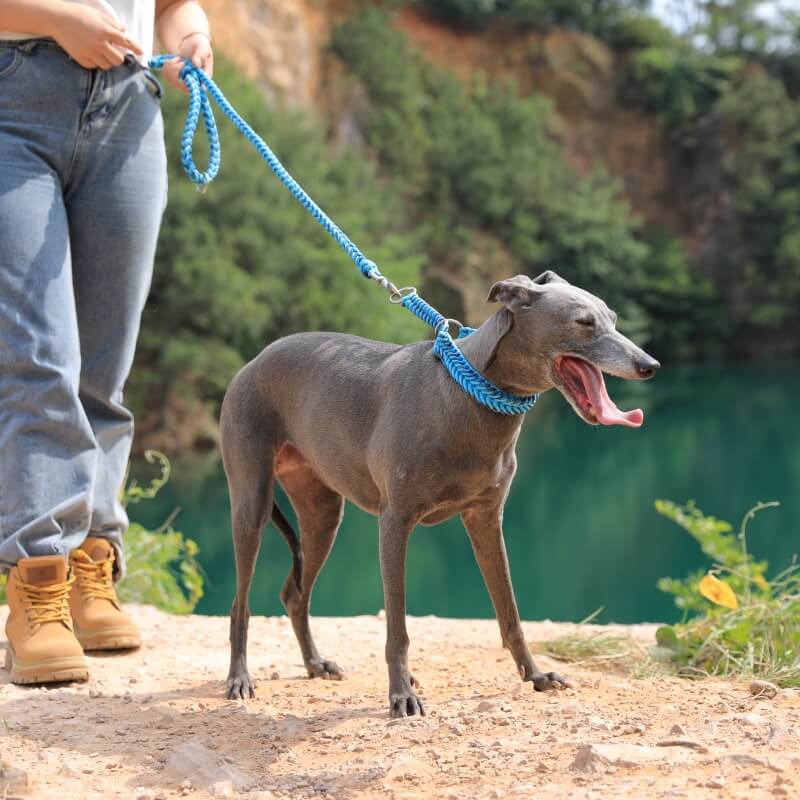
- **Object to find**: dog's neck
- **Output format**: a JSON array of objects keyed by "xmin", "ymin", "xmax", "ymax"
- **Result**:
[{"xmin": 458, "ymin": 309, "xmax": 552, "ymax": 396}]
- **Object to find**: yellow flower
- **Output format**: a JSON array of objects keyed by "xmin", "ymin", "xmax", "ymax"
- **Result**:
[
  {"xmin": 699, "ymin": 574, "xmax": 738, "ymax": 610},
  {"xmin": 753, "ymin": 574, "xmax": 769, "ymax": 591}
]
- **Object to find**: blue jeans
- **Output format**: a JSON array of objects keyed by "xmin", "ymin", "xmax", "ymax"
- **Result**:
[{"xmin": 0, "ymin": 40, "xmax": 167, "ymax": 577}]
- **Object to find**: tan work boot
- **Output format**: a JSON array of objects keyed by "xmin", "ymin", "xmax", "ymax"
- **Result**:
[
  {"xmin": 5, "ymin": 556, "xmax": 89, "ymax": 684},
  {"xmin": 69, "ymin": 538, "xmax": 141, "ymax": 651}
]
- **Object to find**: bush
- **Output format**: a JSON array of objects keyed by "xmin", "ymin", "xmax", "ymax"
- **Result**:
[
  {"xmin": 415, "ymin": 0, "xmax": 652, "ymax": 39},
  {"xmin": 653, "ymin": 500, "xmax": 799, "ymax": 687},
  {"xmin": 623, "ymin": 46, "xmax": 742, "ymax": 133},
  {"xmin": 117, "ymin": 452, "xmax": 204, "ymax": 614}
]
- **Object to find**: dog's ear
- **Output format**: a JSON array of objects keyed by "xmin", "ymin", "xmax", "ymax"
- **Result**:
[
  {"xmin": 487, "ymin": 275, "xmax": 542, "ymax": 312},
  {"xmin": 532, "ymin": 269, "xmax": 569, "ymax": 286}
]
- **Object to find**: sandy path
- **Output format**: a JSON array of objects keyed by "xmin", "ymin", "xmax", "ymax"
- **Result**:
[{"xmin": 0, "ymin": 605, "xmax": 797, "ymax": 799}]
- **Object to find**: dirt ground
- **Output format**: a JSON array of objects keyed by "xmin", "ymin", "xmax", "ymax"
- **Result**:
[{"xmin": 0, "ymin": 605, "xmax": 797, "ymax": 800}]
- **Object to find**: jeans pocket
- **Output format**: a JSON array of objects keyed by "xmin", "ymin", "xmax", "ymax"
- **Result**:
[{"xmin": 0, "ymin": 46, "xmax": 21, "ymax": 81}]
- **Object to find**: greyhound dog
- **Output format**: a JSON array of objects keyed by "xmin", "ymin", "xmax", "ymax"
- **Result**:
[{"xmin": 220, "ymin": 271, "xmax": 660, "ymax": 717}]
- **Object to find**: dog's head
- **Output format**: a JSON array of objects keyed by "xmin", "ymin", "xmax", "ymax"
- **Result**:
[{"xmin": 486, "ymin": 272, "xmax": 659, "ymax": 427}]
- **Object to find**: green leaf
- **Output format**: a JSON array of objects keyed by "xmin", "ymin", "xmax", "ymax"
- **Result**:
[{"xmin": 656, "ymin": 625, "xmax": 682, "ymax": 652}]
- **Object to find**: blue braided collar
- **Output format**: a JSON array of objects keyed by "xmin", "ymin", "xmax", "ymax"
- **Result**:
[{"xmin": 401, "ymin": 295, "xmax": 538, "ymax": 416}]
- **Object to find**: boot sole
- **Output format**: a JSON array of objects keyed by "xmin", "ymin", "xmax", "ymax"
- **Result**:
[
  {"xmin": 5, "ymin": 647, "xmax": 89, "ymax": 685},
  {"xmin": 76, "ymin": 626, "xmax": 141, "ymax": 652}
]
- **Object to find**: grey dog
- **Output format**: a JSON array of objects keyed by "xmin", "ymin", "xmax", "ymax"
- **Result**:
[{"xmin": 220, "ymin": 271, "xmax": 660, "ymax": 717}]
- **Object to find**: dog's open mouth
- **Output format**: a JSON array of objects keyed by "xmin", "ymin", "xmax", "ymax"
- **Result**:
[{"xmin": 554, "ymin": 356, "xmax": 644, "ymax": 428}]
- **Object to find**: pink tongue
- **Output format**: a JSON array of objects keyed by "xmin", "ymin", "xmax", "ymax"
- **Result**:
[{"xmin": 572, "ymin": 360, "xmax": 644, "ymax": 428}]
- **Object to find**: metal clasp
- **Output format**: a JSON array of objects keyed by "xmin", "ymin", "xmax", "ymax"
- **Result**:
[{"xmin": 389, "ymin": 286, "xmax": 417, "ymax": 304}]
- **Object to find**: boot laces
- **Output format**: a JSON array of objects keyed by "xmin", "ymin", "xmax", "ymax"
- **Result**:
[
  {"xmin": 72, "ymin": 555, "xmax": 118, "ymax": 604},
  {"xmin": 17, "ymin": 575, "xmax": 74, "ymax": 627}
]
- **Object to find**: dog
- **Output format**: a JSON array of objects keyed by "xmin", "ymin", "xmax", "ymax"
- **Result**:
[{"xmin": 220, "ymin": 271, "xmax": 660, "ymax": 717}]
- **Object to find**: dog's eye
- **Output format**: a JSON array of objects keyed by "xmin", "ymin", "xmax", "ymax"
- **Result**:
[{"xmin": 576, "ymin": 317, "xmax": 595, "ymax": 327}]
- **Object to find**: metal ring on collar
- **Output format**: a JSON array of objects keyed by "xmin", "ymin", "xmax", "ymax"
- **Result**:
[{"xmin": 436, "ymin": 318, "xmax": 465, "ymax": 338}]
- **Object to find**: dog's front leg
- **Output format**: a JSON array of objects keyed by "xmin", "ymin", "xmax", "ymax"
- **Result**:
[
  {"xmin": 462, "ymin": 506, "xmax": 571, "ymax": 692},
  {"xmin": 379, "ymin": 509, "xmax": 424, "ymax": 718}
]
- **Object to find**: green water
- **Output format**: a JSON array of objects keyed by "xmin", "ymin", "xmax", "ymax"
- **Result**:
[{"xmin": 129, "ymin": 365, "xmax": 799, "ymax": 624}]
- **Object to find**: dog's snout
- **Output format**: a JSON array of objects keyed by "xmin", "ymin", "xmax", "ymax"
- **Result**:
[{"xmin": 636, "ymin": 356, "xmax": 660, "ymax": 379}]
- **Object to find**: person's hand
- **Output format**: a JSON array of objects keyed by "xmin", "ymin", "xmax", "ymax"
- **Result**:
[
  {"xmin": 53, "ymin": 3, "xmax": 143, "ymax": 69},
  {"xmin": 161, "ymin": 32, "xmax": 214, "ymax": 93}
]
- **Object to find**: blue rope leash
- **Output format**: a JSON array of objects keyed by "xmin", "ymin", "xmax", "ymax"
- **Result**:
[{"xmin": 148, "ymin": 56, "xmax": 538, "ymax": 416}]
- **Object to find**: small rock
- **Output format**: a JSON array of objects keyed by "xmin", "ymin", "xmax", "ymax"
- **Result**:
[
  {"xmin": 134, "ymin": 789, "xmax": 155, "ymax": 800},
  {"xmin": 270, "ymin": 671, "xmax": 280, "ymax": 680},
  {"xmin": 749, "ymin": 680, "xmax": 778, "ymax": 699},
  {"xmin": 163, "ymin": 740, "xmax": 254, "ymax": 791},
  {"xmin": 669, "ymin": 723, "xmax": 688, "ymax": 736},
  {"xmin": 705, "ymin": 778, "xmax": 725, "ymax": 789},
  {"xmin": 721, "ymin": 753, "xmax": 767, "ymax": 769},
  {"xmin": 476, "ymin": 700, "xmax": 499, "ymax": 713},
  {"xmin": 60, "ymin": 763, "xmax": 80, "ymax": 779},
  {"xmin": 385, "ymin": 753, "xmax": 422, "ymax": 781},
  {"xmin": 737, "ymin": 713, "xmax": 769, "ymax": 727},
  {"xmin": 0, "ymin": 766, "xmax": 29, "ymax": 795},
  {"xmin": 772, "ymin": 788, "xmax": 789, "ymax": 797},
  {"xmin": 210, "ymin": 780, "xmax": 235, "ymax": 798},
  {"xmin": 571, "ymin": 743, "xmax": 676, "ymax": 773}
]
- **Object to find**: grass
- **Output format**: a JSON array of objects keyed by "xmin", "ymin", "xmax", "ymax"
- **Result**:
[
  {"xmin": 533, "ymin": 610, "xmax": 650, "ymax": 675},
  {"xmin": 532, "ymin": 503, "xmax": 800, "ymax": 689}
]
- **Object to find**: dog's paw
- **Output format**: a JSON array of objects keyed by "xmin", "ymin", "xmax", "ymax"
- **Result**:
[
  {"xmin": 225, "ymin": 673, "xmax": 256, "ymax": 700},
  {"xmin": 306, "ymin": 658, "xmax": 344, "ymax": 680},
  {"xmin": 389, "ymin": 690, "xmax": 425, "ymax": 718},
  {"xmin": 531, "ymin": 670, "xmax": 573, "ymax": 692}
]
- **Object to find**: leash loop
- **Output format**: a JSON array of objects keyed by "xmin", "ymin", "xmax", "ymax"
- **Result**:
[{"xmin": 148, "ymin": 56, "xmax": 538, "ymax": 416}]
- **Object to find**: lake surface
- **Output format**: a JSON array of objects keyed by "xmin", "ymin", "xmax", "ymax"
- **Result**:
[{"xmin": 128, "ymin": 365, "xmax": 799, "ymax": 624}]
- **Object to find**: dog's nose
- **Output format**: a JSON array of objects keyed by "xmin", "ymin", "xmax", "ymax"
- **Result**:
[{"xmin": 636, "ymin": 356, "xmax": 660, "ymax": 379}]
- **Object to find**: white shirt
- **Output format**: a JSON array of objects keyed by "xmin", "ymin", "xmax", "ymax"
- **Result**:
[{"xmin": 0, "ymin": 0, "xmax": 156, "ymax": 61}]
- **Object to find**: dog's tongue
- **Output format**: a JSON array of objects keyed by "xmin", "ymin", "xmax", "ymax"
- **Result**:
[{"xmin": 569, "ymin": 358, "xmax": 644, "ymax": 428}]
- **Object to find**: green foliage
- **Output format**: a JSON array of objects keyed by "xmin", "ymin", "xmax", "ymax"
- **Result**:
[
  {"xmin": 118, "ymin": 452, "xmax": 205, "ymax": 614},
  {"xmin": 716, "ymin": 74, "xmax": 800, "ymax": 333},
  {"xmin": 623, "ymin": 45, "xmax": 741, "ymax": 134},
  {"xmin": 655, "ymin": 500, "xmax": 770, "ymax": 613},
  {"xmin": 654, "ymin": 500, "xmax": 799, "ymax": 687},
  {"xmin": 333, "ymin": 9, "xmax": 694, "ymax": 345},
  {"xmin": 618, "ymin": 1, "xmax": 800, "ymax": 349},
  {"xmin": 131, "ymin": 57, "xmax": 424, "ymax": 428},
  {"xmin": 415, "ymin": 0, "xmax": 650, "ymax": 40}
]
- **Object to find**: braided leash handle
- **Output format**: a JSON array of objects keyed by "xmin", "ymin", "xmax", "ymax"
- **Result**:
[
  {"xmin": 148, "ymin": 56, "xmax": 537, "ymax": 416},
  {"xmin": 148, "ymin": 55, "xmax": 380, "ymax": 279}
]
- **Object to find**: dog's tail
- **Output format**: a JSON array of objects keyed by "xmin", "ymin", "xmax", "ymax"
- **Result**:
[{"xmin": 271, "ymin": 503, "xmax": 303, "ymax": 594}]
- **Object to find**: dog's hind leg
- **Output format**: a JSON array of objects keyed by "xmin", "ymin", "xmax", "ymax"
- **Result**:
[
  {"xmin": 220, "ymin": 388, "xmax": 277, "ymax": 700},
  {"xmin": 278, "ymin": 455, "xmax": 345, "ymax": 680}
]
